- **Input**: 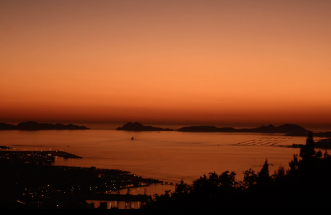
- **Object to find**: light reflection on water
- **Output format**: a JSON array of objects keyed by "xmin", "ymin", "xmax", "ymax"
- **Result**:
[{"xmin": 0, "ymin": 130, "xmax": 319, "ymax": 195}]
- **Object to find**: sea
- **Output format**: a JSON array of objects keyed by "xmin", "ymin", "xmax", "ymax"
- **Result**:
[{"xmin": 0, "ymin": 126, "xmax": 326, "ymax": 202}]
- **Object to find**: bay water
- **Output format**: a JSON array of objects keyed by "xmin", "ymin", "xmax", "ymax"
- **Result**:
[{"xmin": 0, "ymin": 130, "xmax": 320, "ymax": 197}]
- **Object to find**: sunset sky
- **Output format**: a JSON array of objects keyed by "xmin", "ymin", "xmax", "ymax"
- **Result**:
[{"xmin": 1, "ymin": 0, "xmax": 331, "ymax": 127}]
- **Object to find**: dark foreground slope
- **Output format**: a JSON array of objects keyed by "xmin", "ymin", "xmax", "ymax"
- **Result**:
[
  {"xmin": 144, "ymin": 133, "xmax": 331, "ymax": 209},
  {"xmin": 117, "ymin": 122, "xmax": 173, "ymax": 131},
  {"xmin": 0, "ymin": 122, "xmax": 89, "ymax": 130}
]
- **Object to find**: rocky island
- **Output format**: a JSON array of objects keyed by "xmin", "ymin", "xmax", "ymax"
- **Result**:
[
  {"xmin": 177, "ymin": 124, "xmax": 308, "ymax": 135},
  {"xmin": 0, "ymin": 122, "xmax": 89, "ymax": 130}
]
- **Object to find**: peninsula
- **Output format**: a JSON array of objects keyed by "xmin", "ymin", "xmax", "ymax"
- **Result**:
[
  {"xmin": 117, "ymin": 122, "xmax": 173, "ymax": 131},
  {"xmin": 290, "ymin": 138, "xmax": 331, "ymax": 150},
  {"xmin": 0, "ymin": 122, "xmax": 89, "ymax": 130}
]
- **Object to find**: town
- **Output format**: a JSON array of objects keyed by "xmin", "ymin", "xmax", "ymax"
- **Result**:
[{"xmin": 0, "ymin": 150, "xmax": 163, "ymax": 209}]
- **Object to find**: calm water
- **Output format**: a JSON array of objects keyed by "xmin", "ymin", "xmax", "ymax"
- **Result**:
[
  {"xmin": 0, "ymin": 130, "xmax": 319, "ymax": 197},
  {"xmin": 0, "ymin": 130, "xmax": 324, "ymax": 199}
]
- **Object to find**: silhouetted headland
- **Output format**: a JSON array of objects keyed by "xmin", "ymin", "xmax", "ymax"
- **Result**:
[
  {"xmin": 315, "ymin": 138, "xmax": 331, "ymax": 149},
  {"xmin": 286, "ymin": 131, "xmax": 331, "ymax": 137},
  {"xmin": 0, "ymin": 122, "xmax": 89, "ymax": 130},
  {"xmin": 177, "ymin": 124, "xmax": 308, "ymax": 135},
  {"xmin": 117, "ymin": 122, "xmax": 173, "ymax": 131},
  {"xmin": 288, "ymin": 138, "xmax": 331, "ymax": 150}
]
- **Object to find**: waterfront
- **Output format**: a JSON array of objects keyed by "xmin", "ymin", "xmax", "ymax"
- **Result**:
[{"xmin": 0, "ymin": 158, "xmax": 158, "ymax": 209}]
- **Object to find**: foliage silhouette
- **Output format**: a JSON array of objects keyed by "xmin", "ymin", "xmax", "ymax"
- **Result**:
[{"xmin": 143, "ymin": 133, "xmax": 331, "ymax": 209}]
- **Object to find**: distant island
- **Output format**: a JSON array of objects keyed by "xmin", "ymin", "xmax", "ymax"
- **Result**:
[
  {"xmin": 0, "ymin": 122, "xmax": 89, "ymax": 130},
  {"xmin": 117, "ymin": 122, "xmax": 173, "ymax": 131},
  {"xmin": 116, "ymin": 122, "xmax": 313, "ymax": 135},
  {"xmin": 177, "ymin": 124, "xmax": 308, "ymax": 135}
]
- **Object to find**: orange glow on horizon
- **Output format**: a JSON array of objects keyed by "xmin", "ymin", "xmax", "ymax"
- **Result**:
[{"xmin": 1, "ymin": 1, "xmax": 331, "ymax": 126}]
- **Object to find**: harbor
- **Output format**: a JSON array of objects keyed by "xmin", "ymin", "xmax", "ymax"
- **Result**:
[
  {"xmin": 0, "ymin": 149, "xmax": 165, "ymax": 209},
  {"xmin": 0, "ymin": 150, "xmax": 82, "ymax": 164}
]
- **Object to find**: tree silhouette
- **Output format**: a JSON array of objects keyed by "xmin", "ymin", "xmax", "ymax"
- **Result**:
[
  {"xmin": 242, "ymin": 168, "xmax": 257, "ymax": 190},
  {"xmin": 219, "ymin": 171, "xmax": 237, "ymax": 190},
  {"xmin": 300, "ymin": 132, "xmax": 316, "ymax": 160},
  {"xmin": 257, "ymin": 160, "xmax": 270, "ymax": 184},
  {"xmin": 143, "ymin": 132, "xmax": 331, "ymax": 209}
]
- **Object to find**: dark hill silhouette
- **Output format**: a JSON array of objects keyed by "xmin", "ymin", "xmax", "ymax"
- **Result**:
[
  {"xmin": 0, "ymin": 122, "xmax": 89, "ymax": 130},
  {"xmin": 177, "ymin": 124, "xmax": 308, "ymax": 135},
  {"xmin": 316, "ymin": 132, "xmax": 331, "ymax": 137},
  {"xmin": 178, "ymin": 126, "xmax": 235, "ymax": 132},
  {"xmin": 0, "ymin": 123, "xmax": 17, "ymax": 130},
  {"xmin": 117, "ymin": 122, "xmax": 173, "ymax": 131},
  {"xmin": 255, "ymin": 124, "xmax": 307, "ymax": 133}
]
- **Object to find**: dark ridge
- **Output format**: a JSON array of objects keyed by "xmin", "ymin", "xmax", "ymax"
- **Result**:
[
  {"xmin": 177, "ymin": 124, "xmax": 308, "ymax": 135},
  {"xmin": 0, "ymin": 122, "xmax": 89, "ymax": 130},
  {"xmin": 177, "ymin": 126, "xmax": 235, "ymax": 132},
  {"xmin": 0, "ymin": 123, "xmax": 17, "ymax": 130},
  {"xmin": 253, "ymin": 124, "xmax": 277, "ymax": 132},
  {"xmin": 316, "ymin": 132, "xmax": 331, "ymax": 137},
  {"xmin": 274, "ymin": 124, "xmax": 307, "ymax": 133},
  {"xmin": 116, "ymin": 122, "xmax": 173, "ymax": 131}
]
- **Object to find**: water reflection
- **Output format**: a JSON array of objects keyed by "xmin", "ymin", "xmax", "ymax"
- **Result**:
[{"xmin": 0, "ymin": 130, "xmax": 318, "ymax": 196}]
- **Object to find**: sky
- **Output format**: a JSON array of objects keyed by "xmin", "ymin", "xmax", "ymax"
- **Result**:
[{"xmin": 1, "ymin": 0, "xmax": 331, "ymax": 127}]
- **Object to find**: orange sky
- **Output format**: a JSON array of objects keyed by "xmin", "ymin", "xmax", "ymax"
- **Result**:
[{"xmin": 1, "ymin": 0, "xmax": 331, "ymax": 126}]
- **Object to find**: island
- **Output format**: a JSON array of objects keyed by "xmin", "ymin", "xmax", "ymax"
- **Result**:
[
  {"xmin": 117, "ymin": 122, "xmax": 173, "ymax": 131},
  {"xmin": 116, "ymin": 122, "xmax": 331, "ymax": 137},
  {"xmin": 0, "ymin": 122, "xmax": 89, "ymax": 130},
  {"xmin": 177, "ymin": 124, "xmax": 308, "ymax": 135}
]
